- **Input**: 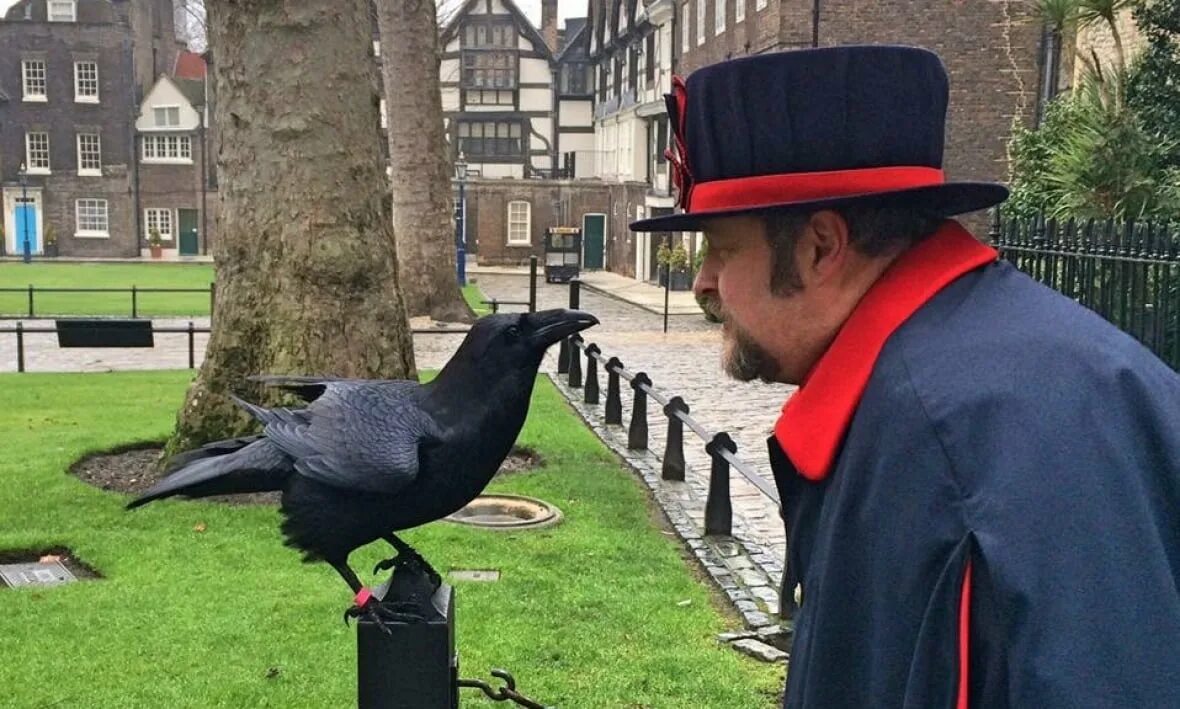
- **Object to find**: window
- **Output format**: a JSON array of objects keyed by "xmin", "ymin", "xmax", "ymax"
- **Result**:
[
  {"xmin": 697, "ymin": 0, "xmax": 706, "ymax": 45},
  {"xmin": 25, "ymin": 132, "xmax": 50, "ymax": 173},
  {"xmin": 682, "ymin": 3, "xmax": 690, "ymax": 52},
  {"xmin": 715, "ymin": 0, "xmax": 726, "ymax": 34},
  {"xmin": 756, "ymin": 0, "xmax": 767, "ymax": 9},
  {"xmin": 142, "ymin": 134, "xmax": 193, "ymax": 162},
  {"xmin": 736, "ymin": 0, "xmax": 745, "ymax": 23},
  {"xmin": 457, "ymin": 121, "xmax": 522, "ymax": 159},
  {"xmin": 461, "ymin": 51, "xmax": 517, "ymax": 89},
  {"xmin": 75, "ymin": 199, "xmax": 109, "ymax": 237},
  {"xmin": 153, "ymin": 106, "xmax": 181, "ymax": 127},
  {"xmin": 22, "ymin": 60, "xmax": 47, "ymax": 102},
  {"xmin": 463, "ymin": 20, "xmax": 515, "ymax": 47},
  {"xmin": 77, "ymin": 133, "xmax": 101, "ymax": 175},
  {"xmin": 379, "ymin": 98, "xmax": 387, "ymax": 129},
  {"xmin": 646, "ymin": 33, "xmax": 656, "ymax": 83},
  {"xmin": 48, "ymin": 0, "xmax": 75, "ymax": 22},
  {"xmin": 467, "ymin": 89, "xmax": 514, "ymax": 105},
  {"xmin": 560, "ymin": 62, "xmax": 591, "ymax": 96},
  {"xmin": 628, "ymin": 45, "xmax": 638, "ymax": 93},
  {"xmin": 145, "ymin": 208, "xmax": 173, "ymax": 241},
  {"xmin": 507, "ymin": 201, "xmax": 531, "ymax": 245},
  {"xmin": 74, "ymin": 62, "xmax": 99, "ymax": 102},
  {"xmin": 373, "ymin": 40, "xmax": 380, "ymax": 58}
]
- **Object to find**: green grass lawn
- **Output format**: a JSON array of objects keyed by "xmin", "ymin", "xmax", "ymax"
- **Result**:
[
  {"xmin": 462, "ymin": 283, "xmax": 492, "ymax": 316},
  {"xmin": 0, "ymin": 370, "xmax": 783, "ymax": 707},
  {"xmin": 0, "ymin": 262, "xmax": 214, "ymax": 317}
]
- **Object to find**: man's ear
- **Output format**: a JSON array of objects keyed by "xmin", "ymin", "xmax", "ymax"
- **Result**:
[{"xmin": 797, "ymin": 209, "xmax": 851, "ymax": 285}]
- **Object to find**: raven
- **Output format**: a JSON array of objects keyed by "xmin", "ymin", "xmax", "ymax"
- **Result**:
[{"xmin": 127, "ymin": 308, "xmax": 597, "ymax": 627}]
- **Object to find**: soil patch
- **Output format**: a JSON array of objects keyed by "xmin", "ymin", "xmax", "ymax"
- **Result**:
[{"xmin": 70, "ymin": 442, "xmax": 544, "ymax": 505}]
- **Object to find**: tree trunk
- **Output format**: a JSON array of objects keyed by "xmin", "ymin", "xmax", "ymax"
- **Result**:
[
  {"xmin": 165, "ymin": 0, "xmax": 417, "ymax": 457},
  {"xmin": 376, "ymin": 0, "xmax": 474, "ymax": 323}
]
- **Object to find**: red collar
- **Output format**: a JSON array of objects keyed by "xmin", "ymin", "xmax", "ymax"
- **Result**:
[{"xmin": 773, "ymin": 221, "xmax": 997, "ymax": 481}]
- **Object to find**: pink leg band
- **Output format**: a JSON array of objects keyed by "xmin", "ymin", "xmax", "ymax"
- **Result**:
[{"xmin": 355, "ymin": 588, "xmax": 373, "ymax": 607}]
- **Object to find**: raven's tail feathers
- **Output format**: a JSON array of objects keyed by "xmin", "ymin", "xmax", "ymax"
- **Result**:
[{"xmin": 126, "ymin": 438, "xmax": 292, "ymax": 509}]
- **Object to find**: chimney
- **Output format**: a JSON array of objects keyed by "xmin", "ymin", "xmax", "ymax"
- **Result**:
[{"xmin": 542, "ymin": 0, "xmax": 558, "ymax": 53}]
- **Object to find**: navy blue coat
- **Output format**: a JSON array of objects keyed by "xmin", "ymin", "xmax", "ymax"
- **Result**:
[{"xmin": 770, "ymin": 227, "xmax": 1180, "ymax": 708}]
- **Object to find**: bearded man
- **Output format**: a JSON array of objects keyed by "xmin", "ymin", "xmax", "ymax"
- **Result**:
[{"xmin": 631, "ymin": 45, "xmax": 1180, "ymax": 708}]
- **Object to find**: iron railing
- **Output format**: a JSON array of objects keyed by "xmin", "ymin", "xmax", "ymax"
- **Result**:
[
  {"xmin": 0, "ymin": 285, "xmax": 215, "ymax": 319},
  {"xmin": 992, "ymin": 211, "xmax": 1180, "ymax": 369}
]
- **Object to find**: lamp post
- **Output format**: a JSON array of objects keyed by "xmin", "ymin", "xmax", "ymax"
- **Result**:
[
  {"xmin": 18, "ymin": 161, "xmax": 30, "ymax": 264},
  {"xmin": 454, "ymin": 151, "xmax": 468, "ymax": 287}
]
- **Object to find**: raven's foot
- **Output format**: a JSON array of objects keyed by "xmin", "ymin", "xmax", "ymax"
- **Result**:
[
  {"xmin": 373, "ymin": 549, "xmax": 441, "ymax": 583},
  {"xmin": 342, "ymin": 588, "xmax": 425, "ymax": 635}
]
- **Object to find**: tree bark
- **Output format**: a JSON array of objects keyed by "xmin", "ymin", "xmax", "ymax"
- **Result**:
[
  {"xmin": 165, "ymin": 0, "xmax": 417, "ymax": 457},
  {"xmin": 376, "ymin": 0, "xmax": 474, "ymax": 323}
]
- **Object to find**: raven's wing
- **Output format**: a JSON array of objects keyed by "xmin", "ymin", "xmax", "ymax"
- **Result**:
[
  {"xmin": 248, "ymin": 374, "xmax": 410, "ymax": 404},
  {"xmin": 233, "ymin": 379, "xmax": 443, "ymax": 495}
]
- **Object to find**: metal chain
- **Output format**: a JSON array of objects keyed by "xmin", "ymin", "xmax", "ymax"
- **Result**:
[{"xmin": 457, "ymin": 669, "xmax": 551, "ymax": 709}]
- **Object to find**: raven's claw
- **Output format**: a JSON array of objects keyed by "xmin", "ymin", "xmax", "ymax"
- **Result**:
[
  {"xmin": 373, "ymin": 557, "xmax": 397, "ymax": 575},
  {"xmin": 343, "ymin": 599, "xmax": 424, "ymax": 634}
]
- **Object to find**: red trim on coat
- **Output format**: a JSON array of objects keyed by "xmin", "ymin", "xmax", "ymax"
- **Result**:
[
  {"xmin": 958, "ymin": 560, "xmax": 973, "ymax": 709},
  {"xmin": 688, "ymin": 166, "xmax": 945, "ymax": 212},
  {"xmin": 773, "ymin": 221, "xmax": 997, "ymax": 480}
]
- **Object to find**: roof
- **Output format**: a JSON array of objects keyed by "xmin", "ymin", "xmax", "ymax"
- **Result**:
[
  {"xmin": 439, "ymin": 0, "xmax": 555, "ymax": 60},
  {"xmin": 173, "ymin": 78, "xmax": 206, "ymax": 107},
  {"xmin": 172, "ymin": 51, "xmax": 207, "ymax": 80},
  {"xmin": 559, "ymin": 17, "xmax": 587, "ymax": 55}
]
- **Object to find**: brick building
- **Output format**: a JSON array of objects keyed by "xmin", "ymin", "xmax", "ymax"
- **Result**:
[{"xmin": 0, "ymin": 0, "xmax": 214, "ymax": 259}]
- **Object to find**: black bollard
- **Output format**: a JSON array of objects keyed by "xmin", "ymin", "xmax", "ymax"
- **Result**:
[
  {"xmin": 584, "ymin": 344, "xmax": 601, "ymax": 404},
  {"xmin": 605, "ymin": 357, "xmax": 623, "ymax": 425},
  {"xmin": 704, "ymin": 432, "xmax": 735, "ymax": 537},
  {"xmin": 557, "ymin": 337, "xmax": 570, "ymax": 374},
  {"xmin": 628, "ymin": 372, "xmax": 651, "ymax": 450},
  {"xmin": 568, "ymin": 335, "xmax": 583, "ymax": 388},
  {"xmin": 662, "ymin": 397, "xmax": 688, "ymax": 481}
]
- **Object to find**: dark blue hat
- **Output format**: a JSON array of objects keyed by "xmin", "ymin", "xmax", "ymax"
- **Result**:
[{"xmin": 629, "ymin": 45, "xmax": 1008, "ymax": 233}]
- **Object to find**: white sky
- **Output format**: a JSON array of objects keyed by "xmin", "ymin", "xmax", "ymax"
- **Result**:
[{"xmin": 0, "ymin": 0, "xmax": 588, "ymax": 27}]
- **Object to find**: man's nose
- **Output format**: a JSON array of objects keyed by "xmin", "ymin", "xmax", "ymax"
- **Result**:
[{"xmin": 693, "ymin": 255, "xmax": 717, "ymax": 299}]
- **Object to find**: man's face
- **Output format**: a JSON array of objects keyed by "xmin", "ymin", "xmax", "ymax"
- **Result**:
[{"xmin": 693, "ymin": 216, "xmax": 814, "ymax": 385}]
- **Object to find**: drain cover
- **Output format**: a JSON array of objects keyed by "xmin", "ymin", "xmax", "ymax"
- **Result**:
[
  {"xmin": 446, "ymin": 494, "xmax": 563, "ymax": 530},
  {"xmin": 0, "ymin": 561, "xmax": 77, "ymax": 588}
]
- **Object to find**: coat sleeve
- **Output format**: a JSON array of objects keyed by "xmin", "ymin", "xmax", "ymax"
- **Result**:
[{"xmin": 939, "ymin": 358, "xmax": 1180, "ymax": 707}]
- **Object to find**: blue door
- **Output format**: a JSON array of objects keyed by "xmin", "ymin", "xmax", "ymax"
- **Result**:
[{"xmin": 15, "ymin": 203, "xmax": 39, "ymax": 255}]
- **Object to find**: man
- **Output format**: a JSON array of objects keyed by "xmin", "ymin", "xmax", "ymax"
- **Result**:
[{"xmin": 631, "ymin": 45, "xmax": 1180, "ymax": 708}]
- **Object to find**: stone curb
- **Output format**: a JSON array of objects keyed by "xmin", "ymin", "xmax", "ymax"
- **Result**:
[
  {"xmin": 573, "ymin": 279, "xmax": 704, "ymax": 317},
  {"xmin": 544, "ymin": 362, "xmax": 791, "ymax": 664}
]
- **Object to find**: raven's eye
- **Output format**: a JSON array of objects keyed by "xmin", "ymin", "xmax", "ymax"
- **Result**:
[{"xmin": 507, "ymin": 325, "xmax": 521, "ymax": 338}]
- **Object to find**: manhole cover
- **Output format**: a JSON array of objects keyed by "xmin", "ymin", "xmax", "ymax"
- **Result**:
[
  {"xmin": 445, "ymin": 494, "xmax": 563, "ymax": 530},
  {"xmin": 0, "ymin": 561, "xmax": 77, "ymax": 588}
]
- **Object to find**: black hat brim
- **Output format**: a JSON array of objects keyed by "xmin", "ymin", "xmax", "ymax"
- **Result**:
[{"xmin": 629, "ymin": 182, "xmax": 1009, "ymax": 233}]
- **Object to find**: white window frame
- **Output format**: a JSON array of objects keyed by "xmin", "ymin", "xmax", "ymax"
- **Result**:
[
  {"xmin": 506, "ymin": 200, "xmax": 531, "ymax": 245},
  {"xmin": 144, "ymin": 208, "xmax": 174, "ymax": 242},
  {"xmin": 379, "ymin": 98, "xmax": 387, "ymax": 129},
  {"xmin": 76, "ymin": 133, "xmax": 101, "ymax": 176},
  {"xmin": 696, "ymin": 0, "xmax": 706, "ymax": 46},
  {"xmin": 142, "ymin": 134, "xmax": 193, "ymax": 163},
  {"xmin": 48, "ymin": 0, "xmax": 76, "ymax": 22},
  {"xmin": 373, "ymin": 40, "xmax": 381, "ymax": 58},
  {"xmin": 25, "ymin": 132, "xmax": 50, "ymax": 174},
  {"xmin": 152, "ymin": 105, "xmax": 182, "ymax": 128},
  {"xmin": 756, "ymin": 0, "xmax": 767, "ymax": 10},
  {"xmin": 74, "ymin": 61, "xmax": 99, "ymax": 103},
  {"xmin": 735, "ymin": 0, "xmax": 745, "ymax": 23},
  {"xmin": 75, "ymin": 199, "xmax": 110, "ymax": 238},
  {"xmin": 22, "ymin": 60, "xmax": 47, "ymax": 102},
  {"xmin": 715, "ymin": 0, "xmax": 726, "ymax": 34},
  {"xmin": 682, "ymin": 2, "xmax": 690, "ymax": 52}
]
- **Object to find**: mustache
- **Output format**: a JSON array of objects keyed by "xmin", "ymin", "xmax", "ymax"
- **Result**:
[{"xmin": 700, "ymin": 296, "xmax": 726, "ymax": 322}]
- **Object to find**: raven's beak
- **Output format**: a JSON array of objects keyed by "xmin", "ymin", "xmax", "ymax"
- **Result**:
[{"xmin": 529, "ymin": 309, "xmax": 599, "ymax": 347}]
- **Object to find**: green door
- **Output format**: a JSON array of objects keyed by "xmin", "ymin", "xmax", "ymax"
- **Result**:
[
  {"xmin": 582, "ymin": 214, "xmax": 605, "ymax": 270},
  {"xmin": 178, "ymin": 209, "xmax": 199, "ymax": 256}
]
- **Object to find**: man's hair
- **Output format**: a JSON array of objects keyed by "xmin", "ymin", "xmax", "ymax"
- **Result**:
[{"xmin": 762, "ymin": 206, "xmax": 944, "ymax": 295}]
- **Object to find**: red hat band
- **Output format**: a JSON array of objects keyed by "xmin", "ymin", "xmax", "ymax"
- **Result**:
[{"xmin": 685, "ymin": 166, "xmax": 947, "ymax": 214}]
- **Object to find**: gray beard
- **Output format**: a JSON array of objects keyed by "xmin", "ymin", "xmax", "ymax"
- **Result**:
[{"xmin": 702, "ymin": 296, "xmax": 781, "ymax": 383}]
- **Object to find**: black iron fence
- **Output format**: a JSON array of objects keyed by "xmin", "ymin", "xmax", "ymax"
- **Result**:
[
  {"xmin": 991, "ymin": 211, "xmax": 1180, "ymax": 369},
  {"xmin": 554, "ymin": 279, "xmax": 795, "ymax": 622},
  {"xmin": 0, "ymin": 285, "xmax": 216, "ymax": 319}
]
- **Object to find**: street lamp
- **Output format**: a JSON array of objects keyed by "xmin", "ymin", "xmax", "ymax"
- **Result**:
[
  {"xmin": 454, "ymin": 151, "xmax": 468, "ymax": 287},
  {"xmin": 18, "ymin": 161, "xmax": 30, "ymax": 264}
]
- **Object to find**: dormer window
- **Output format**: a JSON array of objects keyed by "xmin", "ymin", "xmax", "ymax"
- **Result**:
[
  {"xmin": 48, "ymin": 0, "xmax": 76, "ymax": 22},
  {"xmin": 153, "ymin": 106, "xmax": 181, "ymax": 127}
]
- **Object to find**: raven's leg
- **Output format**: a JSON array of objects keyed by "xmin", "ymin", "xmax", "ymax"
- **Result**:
[
  {"xmin": 373, "ymin": 534, "xmax": 441, "ymax": 582},
  {"xmin": 332, "ymin": 560, "xmax": 423, "ymax": 633}
]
